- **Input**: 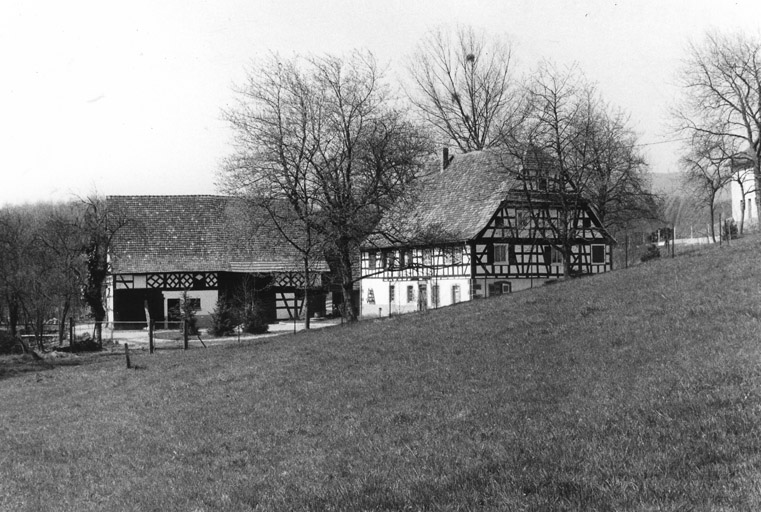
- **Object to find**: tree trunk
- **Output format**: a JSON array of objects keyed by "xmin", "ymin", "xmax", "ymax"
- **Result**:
[
  {"xmin": 562, "ymin": 241, "xmax": 573, "ymax": 278},
  {"xmin": 57, "ymin": 299, "xmax": 70, "ymax": 346},
  {"xmin": 303, "ymin": 256, "xmax": 310, "ymax": 330},
  {"xmin": 754, "ymin": 166, "xmax": 761, "ymax": 231},
  {"xmin": 341, "ymin": 280, "xmax": 356, "ymax": 322},
  {"xmin": 709, "ymin": 206, "xmax": 716, "ymax": 243},
  {"xmin": 8, "ymin": 295, "xmax": 19, "ymax": 337},
  {"xmin": 339, "ymin": 248, "xmax": 357, "ymax": 322}
]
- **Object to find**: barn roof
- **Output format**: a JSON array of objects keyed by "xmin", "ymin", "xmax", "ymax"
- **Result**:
[
  {"xmin": 366, "ymin": 150, "xmax": 521, "ymax": 247},
  {"xmin": 108, "ymin": 195, "xmax": 329, "ymax": 274}
]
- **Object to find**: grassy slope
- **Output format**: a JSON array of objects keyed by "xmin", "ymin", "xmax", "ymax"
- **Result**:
[{"xmin": 2, "ymin": 238, "xmax": 761, "ymax": 511}]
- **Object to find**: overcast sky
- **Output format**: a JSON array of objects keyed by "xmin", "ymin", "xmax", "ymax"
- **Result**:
[{"xmin": 1, "ymin": 0, "xmax": 760, "ymax": 206}]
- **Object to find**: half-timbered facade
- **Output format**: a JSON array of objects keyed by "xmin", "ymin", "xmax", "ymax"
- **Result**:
[
  {"xmin": 359, "ymin": 149, "xmax": 614, "ymax": 318},
  {"xmin": 107, "ymin": 195, "xmax": 331, "ymax": 328}
]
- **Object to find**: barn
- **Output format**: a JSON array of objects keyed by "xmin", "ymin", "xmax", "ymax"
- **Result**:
[{"xmin": 106, "ymin": 195, "xmax": 332, "ymax": 329}]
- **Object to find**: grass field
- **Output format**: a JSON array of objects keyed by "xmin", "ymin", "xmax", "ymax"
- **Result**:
[{"xmin": 2, "ymin": 237, "xmax": 761, "ymax": 511}]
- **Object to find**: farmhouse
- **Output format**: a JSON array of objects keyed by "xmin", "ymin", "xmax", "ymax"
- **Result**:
[
  {"xmin": 359, "ymin": 148, "xmax": 615, "ymax": 318},
  {"xmin": 106, "ymin": 195, "xmax": 331, "ymax": 328}
]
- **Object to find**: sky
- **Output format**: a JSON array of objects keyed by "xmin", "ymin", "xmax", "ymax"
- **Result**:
[{"xmin": 1, "ymin": 0, "xmax": 760, "ymax": 206}]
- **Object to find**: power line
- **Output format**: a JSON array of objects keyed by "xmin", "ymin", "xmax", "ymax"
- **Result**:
[{"xmin": 634, "ymin": 137, "xmax": 691, "ymax": 147}]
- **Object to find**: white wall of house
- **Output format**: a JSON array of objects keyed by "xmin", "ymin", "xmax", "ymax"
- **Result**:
[
  {"xmin": 360, "ymin": 276, "xmax": 471, "ymax": 318},
  {"xmin": 360, "ymin": 275, "xmax": 561, "ymax": 318},
  {"xmin": 730, "ymin": 172, "xmax": 757, "ymax": 226}
]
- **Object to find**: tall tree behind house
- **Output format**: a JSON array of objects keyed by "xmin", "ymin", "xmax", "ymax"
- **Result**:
[{"xmin": 221, "ymin": 51, "xmax": 433, "ymax": 321}]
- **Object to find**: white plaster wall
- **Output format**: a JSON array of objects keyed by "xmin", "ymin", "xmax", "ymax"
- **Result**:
[
  {"xmin": 731, "ymin": 175, "xmax": 757, "ymax": 226},
  {"xmin": 360, "ymin": 277, "xmax": 471, "ymax": 318},
  {"xmin": 162, "ymin": 290, "xmax": 218, "ymax": 319}
]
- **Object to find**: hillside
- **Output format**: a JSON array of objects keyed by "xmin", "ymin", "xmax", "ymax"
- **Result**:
[{"xmin": 2, "ymin": 237, "xmax": 761, "ymax": 510}]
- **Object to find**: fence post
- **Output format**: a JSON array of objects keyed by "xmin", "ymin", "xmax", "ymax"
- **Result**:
[
  {"xmin": 183, "ymin": 319, "xmax": 189, "ymax": 350},
  {"xmin": 125, "ymin": 343, "xmax": 131, "ymax": 369},
  {"xmin": 149, "ymin": 319, "xmax": 155, "ymax": 354},
  {"xmin": 69, "ymin": 318, "xmax": 75, "ymax": 350}
]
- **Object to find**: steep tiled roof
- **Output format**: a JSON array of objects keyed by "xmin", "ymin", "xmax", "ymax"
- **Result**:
[
  {"xmin": 108, "ymin": 195, "xmax": 329, "ymax": 274},
  {"xmin": 368, "ymin": 150, "xmax": 520, "ymax": 247}
]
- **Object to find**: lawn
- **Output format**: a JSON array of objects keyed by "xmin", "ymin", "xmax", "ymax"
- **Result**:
[{"xmin": 2, "ymin": 237, "xmax": 761, "ymax": 511}]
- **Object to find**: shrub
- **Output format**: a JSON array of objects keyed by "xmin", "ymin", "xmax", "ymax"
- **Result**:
[
  {"xmin": 0, "ymin": 331, "xmax": 23, "ymax": 354},
  {"xmin": 641, "ymin": 243, "xmax": 661, "ymax": 262},
  {"xmin": 723, "ymin": 219, "xmax": 738, "ymax": 240},
  {"xmin": 210, "ymin": 298, "xmax": 239, "ymax": 337},
  {"xmin": 242, "ymin": 301, "xmax": 269, "ymax": 335},
  {"xmin": 171, "ymin": 291, "xmax": 199, "ymax": 335}
]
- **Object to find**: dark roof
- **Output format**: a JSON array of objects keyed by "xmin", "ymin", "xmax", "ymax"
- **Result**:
[
  {"xmin": 108, "ymin": 195, "xmax": 329, "ymax": 274},
  {"xmin": 367, "ymin": 150, "xmax": 520, "ymax": 247}
]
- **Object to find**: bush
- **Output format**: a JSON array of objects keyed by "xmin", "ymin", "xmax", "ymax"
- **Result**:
[
  {"xmin": 242, "ymin": 301, "xmax": 269, "ymax": 335},
  {"xmin": 210, "ymin": 298, "xmax": 239, "ymax": 337},
  {"xmin": 170, "ymin": 291, "xmax": 199, "ymax": 335},
  {"xmin": 210, "ymin": 298, "xmax": 269, "ymax": 336},
  {"xmin": 0, "ymin": 331, "xmax": 23, "ymax": 354},
  {"xmin": 723, "ymin": 219, "xmax": 738, "ymax": 240},
  {"xmin": 641, "ymin": 243, "xmax": 661, "ymax": 263}
]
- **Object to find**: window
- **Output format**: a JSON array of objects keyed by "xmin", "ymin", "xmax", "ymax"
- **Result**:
[
  {"xmin": 389, "ymin": 285, "xmax": 395, "ymax": 303},
  {"xmin": 591, "ymin": 244, "xmax": 606, "ymax": 264},
  {"xmin": 443, "ymin": 249, "xmax": 453, "ymax": 265},
  {"xmin": 407, "ymin": 285, "xmax": 415, "ymax": 303},
  {"xmin": 494, "ymin": 244, "xmax": 516, "ymax": 265},
  {"xmin": 494, "ymin": 217, "xmax": 504, "ymax": 228},
  {"xmin": 423, "ymin": 249, "xmax": 432, "ymax": 266},
  {"xmin": 386, "ymin": 251, "xmax": 398, "ymax": 269},
  {"xmin": 543, "ymin": 245, "xmax": 563, "ymax": 266},
  {"xmin": 583, "ymin": 218, "xmax": 592, "ymax": 228},
  {"xmin": 452, "ymin": 284, "xmax": 461, "ymax": 303},
  {"xmin": 431, "ymin": 284, "xmax": 440, "ymax": 307},
  {"xmin": 452, "ymin": 247, "xmax": 462, "ymax": 265},
  {"xmin": 515, "ymin": 211, "xmax": 529, "ymax": 229},
  {"xmin": 167, "ymin": 298, "xmax": 200, "ymax": 321},
  {"xmin": 488, "ymin": 281, "xmax": 512, "ymax": 296},
  {"xmin": 368, "ymin": 251, "xmax": 377, "ymax": 269},
  {"xmin": 494, "ymin": 244, "xmax": 507, "ymax": 263}
]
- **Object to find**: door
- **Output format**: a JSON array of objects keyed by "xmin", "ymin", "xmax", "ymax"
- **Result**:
[{"xmin": 418, "ymin": 283, "xmax": 428, "ymax": 311}]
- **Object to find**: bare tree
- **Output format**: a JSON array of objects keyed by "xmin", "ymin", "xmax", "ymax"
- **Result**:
[
  {"xmin": 407, "ymin": 25, "xmax": 526, "ymax": 152},
  {"xmin": 501, "ymin": 62, "xmax": 654, "ymax": 276},
  {"xmin": 584, "ymin": 104, "xmax": 657, "ymax": 231},
  {"xmin": 78, "ymin": 195, "xmax": 130, "ymax": 346},
  {"xmin": 0, "ymin": 207, "xmax": 37, "ymax": 339},
  {"xmin": 0, "ymin": 203, "xmax": 84, "ymax": 349},
  {"xmin": 505, "ymin": 63, "xmax": 600, "ymax": 277},
  {"xmin": 38, "ymin": 202, "xmax": 86, "ymax": 345},
  {"xmin": 674, "ymin": 31, "xmax": 761, "ymax": 216},
  {"xmin": 679, "ymin": 134, "xmax": 736, "ymax": 242},
  {"xmin": 221, "ymin": 52, "xmax": 432, "ymax": 322}
]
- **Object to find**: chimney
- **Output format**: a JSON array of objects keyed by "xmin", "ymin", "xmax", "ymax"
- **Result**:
[{"xmin": 441, "ymin": 146, "xmax": 450, "ymax": 172}]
